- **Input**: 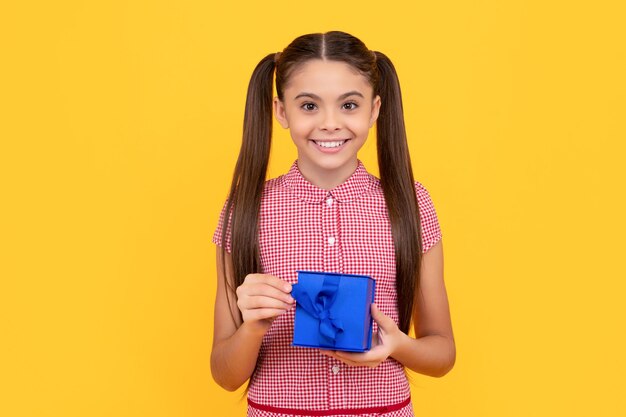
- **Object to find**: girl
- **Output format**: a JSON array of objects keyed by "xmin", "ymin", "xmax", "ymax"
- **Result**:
[{"xmin": 211, "ymin": 31, "xmax": 455, "ymax": 417}]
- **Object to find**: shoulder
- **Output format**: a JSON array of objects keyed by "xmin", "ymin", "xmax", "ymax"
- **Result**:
[
  {"xmin": 413, "ymin": 180, "xmax": 442, "ymax": 251},
  {"xmin": 414, "ymin": 180, "xmax": 434, "ymax": 202},
  {"xmin": 364, "ymin": 175, "xmax": 435, "ymax": 201},
  {"xmin": 258, "ymin": 173, "xmax": 296, "ymax": 208},
  {"xmin": 360, "ymin": 173, "xmax": 387, "ymax": 205},
  {"xmin": 365, "ymin": 172, "xmax": 382, "ymax": 191},
  {"xmin": 264, "ymin": 175, "xmax": 283, "ymax": 191},
  {"xmin": 413, "ymin": 179, "xmax": 439, "ymax": 214},
  {"xmin": 262, "ymin": 173, "xmax": 289, "ymax": 196}
]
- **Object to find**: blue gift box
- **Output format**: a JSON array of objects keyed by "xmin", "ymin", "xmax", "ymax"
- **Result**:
[{"xmin": 291, "ymin": 271, "xmax": 376, "ymax": 352}]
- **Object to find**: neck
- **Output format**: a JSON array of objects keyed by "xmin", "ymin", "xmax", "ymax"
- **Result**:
[{"xmin": 296, "ymin": 159, "xmax": 359, "ymax": 190}]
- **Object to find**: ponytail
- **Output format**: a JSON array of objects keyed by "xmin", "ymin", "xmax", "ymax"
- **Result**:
[
  {"xmin": 221, "ymin": 53, "xmax": 276, "ymax": 321},
  {"xmin": 374, "ymin": 51, "xmax": 423, "ymax": 334}
]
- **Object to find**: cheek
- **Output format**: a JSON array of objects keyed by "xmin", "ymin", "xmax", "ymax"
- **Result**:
[
  {"xmin": 348, "ymin": 116, "xmax": 373, "ymax": 136},
  {"xmin": 288, "ymin": 115, "xmax": 316, "ymax": 136}
]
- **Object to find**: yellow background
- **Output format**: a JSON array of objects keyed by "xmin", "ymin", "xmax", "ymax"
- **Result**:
[{"xmin": 1, "ymin": 1, "xmax": 625, "ymax": 416}]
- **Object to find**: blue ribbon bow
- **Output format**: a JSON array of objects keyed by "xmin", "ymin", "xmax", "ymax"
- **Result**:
[{"xmin": 291, "ymin": 274, "xmax": 344, "ymax": 346}]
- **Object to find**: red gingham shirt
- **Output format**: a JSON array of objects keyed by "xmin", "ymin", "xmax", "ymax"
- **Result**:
[{"xmin": 213, "ymin": 160, "xmax": 442, "ymax": 417}]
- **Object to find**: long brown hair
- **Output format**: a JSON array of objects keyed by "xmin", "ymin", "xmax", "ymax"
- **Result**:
[{"xmin": 220, "ymin": 31, "xmax": 422, "ymax": 334}]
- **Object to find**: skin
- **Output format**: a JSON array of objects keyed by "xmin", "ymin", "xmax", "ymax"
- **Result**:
[
  {"xmin": 274, "ymin": 59, "xmax": 381, "ymax": 190},
  {"xmin": 211, "ymin": 59, "xmax": 455, "ymax": 391}
]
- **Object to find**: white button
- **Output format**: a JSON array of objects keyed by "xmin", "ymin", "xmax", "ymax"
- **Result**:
[
  {"xmin": 331, "ymin": 365, "xmax": 340, "ymax": 374},
  {"xmin": 328, "ymin": 237, "xmax": 335, "ymax": 246},
  {"xmin": 326, "ymin": 197, "xmax": 333, "ymax": 206}
]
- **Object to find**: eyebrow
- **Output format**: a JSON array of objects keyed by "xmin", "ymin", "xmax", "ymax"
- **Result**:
[{"xmin": 294, "ymin": 91, "xmax": 365, "ymax": 101}]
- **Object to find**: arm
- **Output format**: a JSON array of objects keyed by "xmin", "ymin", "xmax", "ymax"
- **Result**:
[
  {"xmin": 392, "ymin": 238, "xmax": 456, "ymax": 376},
  {"xmin": 321, "ymin": 239, "xmax": 456, "ymax": 377},
  {"xmin": 210, "ymin": 246, "xmax": 294, "ymax": 391}
]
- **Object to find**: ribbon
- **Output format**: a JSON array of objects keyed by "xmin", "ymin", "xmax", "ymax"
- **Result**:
[{"xmin": 291, "ymin": 274, "xmax": 344, "ymax": 346}]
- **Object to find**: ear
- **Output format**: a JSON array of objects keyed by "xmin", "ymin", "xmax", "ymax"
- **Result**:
[
  {"xmin": 369, "ymin": 95, "xmax": 381, "ymax": 128},
  {"xmin": 273, "ymin": 97, "xmax": 289, "ymax": 129}
]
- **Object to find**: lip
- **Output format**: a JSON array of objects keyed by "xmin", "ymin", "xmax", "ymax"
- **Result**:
[{"xmin": 310, "ymin": 139, "xmax": 351, "ymax": 154}]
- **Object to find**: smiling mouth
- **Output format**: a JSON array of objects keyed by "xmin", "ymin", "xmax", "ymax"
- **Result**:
[{"xmin": 312, "ymin": 139, "xmax": 350, "ymax": 148}]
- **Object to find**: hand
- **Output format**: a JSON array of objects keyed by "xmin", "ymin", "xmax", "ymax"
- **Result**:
[
  {"xmin": 236, "ymin": 273, "xmax": 294, "ymax": 336},
  {"xmin": 320, "ymin": 304, "xmax": 404, "ymax": 368}
]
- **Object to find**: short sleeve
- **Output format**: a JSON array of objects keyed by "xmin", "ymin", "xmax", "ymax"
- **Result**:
[
  {"xmin": 415, "ymin": 181, "xmax": 443, "ymax": 253},
  {"xmin": 212, "ymin": 199, "xmax": 232, "ymax": 253}
]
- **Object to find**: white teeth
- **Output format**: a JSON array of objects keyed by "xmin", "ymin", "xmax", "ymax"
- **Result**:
[{"xmin": 314, "ymin": 140, "xmax": 346, "ymax": 148}]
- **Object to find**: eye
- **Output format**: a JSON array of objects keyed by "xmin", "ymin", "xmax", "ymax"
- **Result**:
[
  {"xmin": 342, "ymin": 102, "xmax": 359, "ymax": 111},
  {"xmin": 301, "ymin": 102, "xmax": 317, "ymax": 112}
]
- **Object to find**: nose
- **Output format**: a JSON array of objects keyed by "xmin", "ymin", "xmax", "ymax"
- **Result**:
[{"xmin": 319, "ymin": 109, "xmax": 341, "ymax": 131}]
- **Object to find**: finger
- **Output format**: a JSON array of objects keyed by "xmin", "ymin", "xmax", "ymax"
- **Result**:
[
  {"xmin": 319, "ymin": 350, "xmax": 337, "ymax": 359},
  {"xmin": 367, "ymin": 331, "xmax": 381, "ymax": 347},
  {"xmin": 243, "ymin": 308, "xmax": 288, "ymax": 322},
  {"xmin": 336, "ymin": 357, "xmax": 381, "ymax": 368},
  {"xmin": 319, "ymin": 351, "xmax": 347, "ymax": 365},
  {"xmin": 246, "ymin": 274, "xmax": 292, "ymax": 293},
  {"xmin": 239, "ymin": 294, "xmax": 293, "ymax": 311},
  {"xmin": 335, "ymin": 355, "xmax": 369, "ymax": 367},
  {"xmin": 336, "ymin": 346, "xmax": 387, "ymax": 363},
  {"xmin": 335, "ymin": 350, "xmax": 369, "ymax": 362},
  {"xmin": 324, "ymin": 351, "xmax": 358, "ymax": 366},
  {"xmin": 239, "ymin": 283, "xmax": 295, "ymax": 305},
  {"xmin": 371, "ymin": 303, "xmax": 397, "ymax": 332},
  {"xmin": 322, "ymin": 350, "xmax": 381, "ymax": 368},
  {"xmin": 252, "ymin": 283, "xmax": 295, "ymax": 304}
]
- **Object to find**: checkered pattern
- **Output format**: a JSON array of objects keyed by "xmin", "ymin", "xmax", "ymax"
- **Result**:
[{"xmin": 213, "ymin": 160, "xmax": 442, "ymax": 416}]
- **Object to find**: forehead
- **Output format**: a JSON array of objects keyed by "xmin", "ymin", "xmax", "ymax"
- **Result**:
[{"xmin": 284, "ymin": 59, "xmax": 373, "ymax": 98}]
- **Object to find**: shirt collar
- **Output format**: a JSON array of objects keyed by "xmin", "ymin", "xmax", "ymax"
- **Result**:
[{"xmin": 282, "ymin": 160, "xmax": 374, "ymax": 204}]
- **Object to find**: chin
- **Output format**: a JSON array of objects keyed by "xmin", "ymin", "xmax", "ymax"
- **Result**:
[{"xmin": 314, "ymin": 158, "xmax": 356, "ymax": 172}]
